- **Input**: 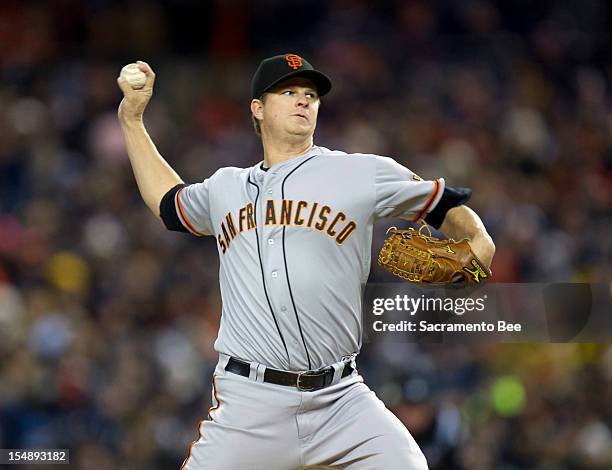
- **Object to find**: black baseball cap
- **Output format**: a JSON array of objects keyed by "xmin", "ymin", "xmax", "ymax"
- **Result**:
[{"xmin": 251, "ymin": 53, "xmax": 332, "ymax": 99}]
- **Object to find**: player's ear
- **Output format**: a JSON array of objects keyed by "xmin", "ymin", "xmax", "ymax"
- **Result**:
[{"xmin": 251, "ymin": 99, "xmax": 264, "ymax": 120}]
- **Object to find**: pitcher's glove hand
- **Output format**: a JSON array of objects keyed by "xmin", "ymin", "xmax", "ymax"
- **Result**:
[{"xmin": 378, "ymin": 223, "xmax": 491, "ymax": 284}]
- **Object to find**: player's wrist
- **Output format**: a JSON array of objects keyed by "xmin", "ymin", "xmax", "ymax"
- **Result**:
[
  {"xmin": 117, "ymin": 97, "xmax": 150, "ymax": 125},
  {"xmin": 467, "ymin": 233, "xmax": 495, "ymax": 268}
]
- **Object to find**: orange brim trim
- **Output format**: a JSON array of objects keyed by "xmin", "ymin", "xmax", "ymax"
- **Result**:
[
  {"xmin": 413, "ymin": 179, "xmax": 441, "ymax": 222},
  {"xmin": 176, "ymin": 188, "xmax": 206, "ymax": 237},
  {"xmin": 180, "ymin": 375, "xmax": 220, "ymax": 469}
]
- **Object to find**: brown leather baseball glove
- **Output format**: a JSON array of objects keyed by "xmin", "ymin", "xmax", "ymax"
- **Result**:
[{"xmin": 378, "ymin": 223, "xmax": 491, "ymax": 284}]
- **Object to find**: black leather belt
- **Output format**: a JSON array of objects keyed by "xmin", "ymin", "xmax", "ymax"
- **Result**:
[{"xmin": 225, "ymin": 357, "xmax": 355, "ymax": 392}]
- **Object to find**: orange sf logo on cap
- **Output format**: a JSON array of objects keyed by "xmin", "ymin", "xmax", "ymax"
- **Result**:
[{"xmin": 285, "ymin": 54, "xmax": 303, "ymax": 70}]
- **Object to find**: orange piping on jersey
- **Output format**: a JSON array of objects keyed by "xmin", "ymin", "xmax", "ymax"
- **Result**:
[
  {"xmin": 176, "ymin": 188, "xmax": 206, "ymax": 237},
  {"xmin": 413, "ymin": 179, "xmax": 441, "ymax": 222},
  {"xmin": 180, "ymin": 375, "xmax": 221, "ymax": 470}
]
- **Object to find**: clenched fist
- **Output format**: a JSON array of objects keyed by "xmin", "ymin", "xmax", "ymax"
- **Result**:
[{"xmin": 117, "ymin": 60, "xmax": 155, "ymax": 123}]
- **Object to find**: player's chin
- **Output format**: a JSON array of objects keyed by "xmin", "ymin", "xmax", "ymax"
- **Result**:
[{"xmin": 287, "ymin": 122, "xmax": 315, "ymax": 136}]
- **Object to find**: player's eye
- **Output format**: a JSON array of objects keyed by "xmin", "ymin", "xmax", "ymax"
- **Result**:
[{"xmin": 282, "ymin": 90, "xmax": 293, "ymax": 95}]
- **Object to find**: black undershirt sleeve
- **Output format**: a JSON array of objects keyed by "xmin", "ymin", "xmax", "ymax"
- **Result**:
[
  {"xmin": 159, "ymin": 183, "xmax": 189, "ymax": 232},
  {"xmin": 424, "ymin": 186, "xmax": 472, "ymax": 229}
]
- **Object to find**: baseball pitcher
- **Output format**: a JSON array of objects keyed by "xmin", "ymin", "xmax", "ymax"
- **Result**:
[{"xmin": 117, "ymin": 54, "xmax": 495, "ymax": 469}]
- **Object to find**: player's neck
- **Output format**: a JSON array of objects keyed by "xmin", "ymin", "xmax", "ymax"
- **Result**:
[{"xmin": 261, "ymin": 135, "xmax": 313, "ymax": 168}]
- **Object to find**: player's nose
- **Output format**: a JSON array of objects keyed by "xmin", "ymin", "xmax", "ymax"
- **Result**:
[{"xmin": 295, "ymin": 93, "xmax": 309, "ymax": 107}]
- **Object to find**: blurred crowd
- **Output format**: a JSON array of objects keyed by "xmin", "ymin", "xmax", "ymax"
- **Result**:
[{"xmin": 0, "ymin": 0, "xmax": 610, "ymax": 468}]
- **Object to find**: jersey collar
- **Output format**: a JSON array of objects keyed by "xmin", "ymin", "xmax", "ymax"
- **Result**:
[{"xmin": 250, "ymin": 145, "xmax": 324, "ymax": 183}]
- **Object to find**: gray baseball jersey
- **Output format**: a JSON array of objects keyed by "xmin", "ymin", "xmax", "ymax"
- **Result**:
[{"xmin": 173, "ymin": 145, "xmax": 444, "ymax": 371}]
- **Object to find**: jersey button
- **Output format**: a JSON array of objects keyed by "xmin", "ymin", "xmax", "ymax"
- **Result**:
[
  {"xmin": 267, "ymin": 189, "xmax": 273, "ymax": 194},
  {"xmin": 268, "ymin": 239, "xmax": 274, "ymax": 245},
  {"xmin": 281, "ymin": 306, "xmax": 287, "ymax": 312},
  {"xmin": 271, "ymin": 270, "xmax": 278, "ymax": 278}
]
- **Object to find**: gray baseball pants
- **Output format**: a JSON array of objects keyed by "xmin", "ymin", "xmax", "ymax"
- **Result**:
[{"xmin": 182, "ymin": 355, "xmax": 428, "ymax": 469}]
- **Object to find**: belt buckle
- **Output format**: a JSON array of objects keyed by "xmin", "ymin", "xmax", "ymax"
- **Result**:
[{"xmin": 296, "ymin": 370, "xmax": 325, "ymax": 391}]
